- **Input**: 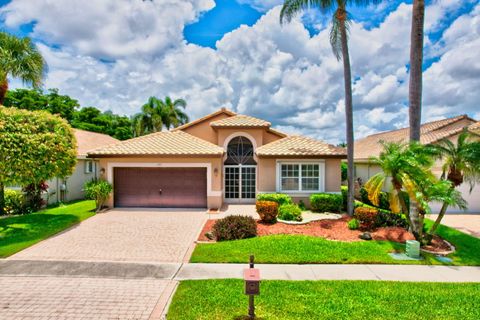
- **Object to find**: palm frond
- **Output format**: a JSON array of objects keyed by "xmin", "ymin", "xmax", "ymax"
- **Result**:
[{"xmin": 364, "ymin": 172, "xmax": 385, "ymax": 206}]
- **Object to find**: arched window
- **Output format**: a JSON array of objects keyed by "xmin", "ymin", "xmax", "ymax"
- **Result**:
[{"xmin": 224, "ymin": 136, "xmax": 256, "ymax": 165}]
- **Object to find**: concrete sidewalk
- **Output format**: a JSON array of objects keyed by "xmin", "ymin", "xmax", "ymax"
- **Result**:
[{"xmin": 1, "ymin": 260, "xmax": 479, "ymax": 283}]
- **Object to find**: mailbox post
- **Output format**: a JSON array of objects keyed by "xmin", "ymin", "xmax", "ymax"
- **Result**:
[{"xmin": 244, "ymin": 255, "xmax": 260, "ymax": 319}]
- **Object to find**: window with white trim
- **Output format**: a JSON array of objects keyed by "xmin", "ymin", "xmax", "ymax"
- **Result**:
[
  {"xmin": 85, "ymin": 160, "xmax": 94, "ymax": 174},
  {"xmin": 279, "ymin": 162, "xmax": 324, "ymax": 192}
]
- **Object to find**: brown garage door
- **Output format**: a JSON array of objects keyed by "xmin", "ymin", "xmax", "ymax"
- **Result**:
[{"xmin": 114, "ymin": 167, "xmax": 207, "ymax": 208}]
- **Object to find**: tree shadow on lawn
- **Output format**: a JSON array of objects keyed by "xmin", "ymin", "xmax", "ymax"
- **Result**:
[{"xmin": 0, "ymin": 213, "xmax": 81, "ymax": 256}]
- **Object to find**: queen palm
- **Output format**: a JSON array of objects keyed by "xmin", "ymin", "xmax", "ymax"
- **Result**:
[
  {"xmin": 0, "ymin": 32, "xmax": 46, "ymax": 105},
  {"xmin": 280, "ymin": 0, "xmax": 379, "ymax": 216},
  {"xmin": 131, "ymin": 96, "xmax": 164, "ymax": 136},
  {"xmin": 428, "ymin": 131, "xmax": 480, "ymax": 235},
  {"xmin": 160, "ymin": 96, "xmax": 189, "ymax": 129}
]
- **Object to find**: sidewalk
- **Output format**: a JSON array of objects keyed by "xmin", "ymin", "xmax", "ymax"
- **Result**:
[{"xmin": 1, "ymin": 260, "xmax": 479, "ymax": 282}]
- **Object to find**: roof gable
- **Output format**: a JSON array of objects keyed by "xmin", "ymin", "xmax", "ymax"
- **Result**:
[
  {"xmin": 210, "ymin": 114, "xmax": 271, "ymax": 128},
  {"xmin": 172, "ymin": 108, "xmax": 236, "ymax": 132},
  {"xmin": 256, "ymin": 135, "xmax": 346, "ymax": 157},
  {"xmin": 74, "ymin": 129, "xmax": 119, "ymax": 157}
]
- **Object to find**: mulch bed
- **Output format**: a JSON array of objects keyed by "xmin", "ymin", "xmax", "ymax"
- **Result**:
[
  {"xmin": 198, "ymin": 216, "xmax": 415, "ymax": 243},
  {"xmin": 421, "ymin": 235, "xmax": 454, "ymax": 253}
]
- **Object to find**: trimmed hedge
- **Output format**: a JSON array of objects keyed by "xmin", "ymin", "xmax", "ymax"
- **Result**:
[
  {"xmin": 256, "ymin": 193, "xmax": 293, "ymax": 206},
  {"xmin": 278, "ymin": 203, "xmax": 302, "ymax": 222},
  {"xmin": 256, "ymin": 200, "xmax": 278, "ymax": 223},
  {"xmin": 310, "ymin": 193, "xmax": 343, "ymax": 213},
  {"xmin": 212, "ymin": 215, "xmax": 257, "ymax": 241}
]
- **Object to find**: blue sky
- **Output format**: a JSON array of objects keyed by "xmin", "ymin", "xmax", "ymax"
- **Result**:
[{"xmin": 1, "ymin": 0, "xmax": 479, "ymax": 142}]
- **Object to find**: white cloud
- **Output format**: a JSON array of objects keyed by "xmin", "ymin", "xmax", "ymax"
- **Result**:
[
  {"xmin": 236, "ymin": 1, "xmax": 283, "ymax": 12},
  {"xmin": 1, "ymin": 0, "xmax": 478, "ymax": 145}
]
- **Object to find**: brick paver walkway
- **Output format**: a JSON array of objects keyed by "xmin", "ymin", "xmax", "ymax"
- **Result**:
[
  {"xmin": 9, "ymin": 209, "xmax": 206, "ymax": 263},
  {"xmin": 0, "ymin": 276, "xmax": 169, "ymax": 319}
]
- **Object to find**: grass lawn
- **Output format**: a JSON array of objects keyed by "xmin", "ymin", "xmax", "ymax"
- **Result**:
[
  {"xmin": 168, "ymin": 279, "xmax": 480, "ymax": 320},
  {"xmin": 191, "ymin": 219, "xmax": 480, "ymax": 265},
  {"xmin": 0, "ymin": 200, "xmax": 96, "ymax": 257}
]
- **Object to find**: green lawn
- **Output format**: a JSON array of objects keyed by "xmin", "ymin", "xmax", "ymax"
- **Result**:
[
  {"xmin": 191, "ymin": 219, "xmax": 480, "ymax": 265},
  {"xmin": 0, "ymin": 200, "xmax": 96, "ymax": 257},
  {"xmin": 168, "ymin": 279, "xmax": 480, "ymax": 320}
]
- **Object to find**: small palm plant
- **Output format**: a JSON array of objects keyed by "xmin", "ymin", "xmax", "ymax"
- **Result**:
[
  {"xmin": 428, "ymin": 131, "xmax": 480, "ymax": 235},
  {"xmin": 0, "ymin": 31, "xmax": 46, "ymax": 105}
]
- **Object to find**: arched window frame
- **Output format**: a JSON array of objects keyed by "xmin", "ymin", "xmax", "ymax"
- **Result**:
[{"xmin": 223, "ymin": 132, "xmax": 258, "ymax": 165}]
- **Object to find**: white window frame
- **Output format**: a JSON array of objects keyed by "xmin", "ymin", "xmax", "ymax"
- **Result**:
[
  {"xmin": 85, "ymin": 160, "xmax": 94, "ymax": 174},
  {"xmin": 276, "ymin": 160, "xmax": 325, "ymax": 194}
]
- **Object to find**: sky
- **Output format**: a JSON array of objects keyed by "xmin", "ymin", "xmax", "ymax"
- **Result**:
[{"xmin": 0, "ymin": 0, "xmax": 479, "ymax": 143}]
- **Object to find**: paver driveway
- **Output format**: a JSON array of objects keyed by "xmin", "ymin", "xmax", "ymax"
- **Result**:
[{"xmin": 9, "ymin": 208, "xmax": 207, "ymax": 263}]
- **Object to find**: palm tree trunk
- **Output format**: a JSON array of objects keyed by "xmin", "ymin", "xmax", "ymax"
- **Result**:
[
  {"xmin": 0, "ymin": 79, "xmax": 8, "ymax": 106},
  {"xmin": 408, "ymin": 0, "xmax": 425, "ymax": 141},
  {"xmin": 428, "ymin": 201, "xmax": 448, "ymax": 236},
  {"xmin": 339, "ymin": 21, "xmax": 355, "ymax": 216}
]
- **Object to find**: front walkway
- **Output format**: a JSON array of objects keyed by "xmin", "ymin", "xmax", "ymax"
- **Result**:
[{"xmin": 429, "ymin": 213, "xmax": 480, "ymax": 238}]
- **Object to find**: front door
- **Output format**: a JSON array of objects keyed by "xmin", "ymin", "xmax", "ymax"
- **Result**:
[{"xmin": 224, "ymin": 165, "xmax": 256, "ymax": 202}]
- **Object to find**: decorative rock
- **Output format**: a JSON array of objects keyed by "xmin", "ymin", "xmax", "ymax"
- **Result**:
[
  {"xmin": 359, "ymin": 232, "xmax": 372, "ymax": 240},
  {"xmin": 205, "ymin": 231, "xmax": 215, "ymax": 240}
]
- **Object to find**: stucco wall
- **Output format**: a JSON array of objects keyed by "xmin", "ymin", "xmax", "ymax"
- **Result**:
[{"xmin": 180, "ymin": 113, "xmax": 230, "ymax": 144}]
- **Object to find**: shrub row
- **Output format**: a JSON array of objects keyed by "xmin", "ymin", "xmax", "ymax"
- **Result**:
[
  {"xmin": 310, "ymin": 193, "xmax": 343, "ymax": 213},
  {"xmin": 256, "ymin": 193, "xmax": 293, "ymax": 206},
  {"xmin": 353, "ymin": 206, "xmax": 408, "ymax": 231}
]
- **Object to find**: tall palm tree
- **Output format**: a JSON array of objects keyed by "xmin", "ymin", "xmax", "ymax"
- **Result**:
[
  {"xmin": 131, "ymin": 96, "xmax": 164, "ymax": 137},
  {"xmin": 161, "ymin": 96, "xmax": 189, "ymax": 130},
  {"xmin": 0, "ymin": 31, "xmax": 46, "ymax": 105},
  {"xmin": 280, "ymin": 0, "xmax": 379, "ymax": 216},
  {"xmin": 428, "ymin": 131, "xmax": 480, "ymax": 235},
  {"xmin": 408, "ymin": 0, "xmax": 425, "ymax": 142}
]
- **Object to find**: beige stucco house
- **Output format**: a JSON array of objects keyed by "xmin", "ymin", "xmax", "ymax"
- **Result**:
[
  {"xmin": 354, "ymin": 115, "xmax": 480, "ymax": 213},
  {"xmin": 46, "ymin": 129, "xmax": 119, "ymax": 204},
  {"xmin": 88, "ymin": 108, "xmax": 346, "ymax": 209}
]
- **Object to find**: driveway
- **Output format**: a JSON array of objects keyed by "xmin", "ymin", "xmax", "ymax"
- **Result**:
[
  {"xmin": 429, "ymin": 213, "xmax": 480, "ymax": 238},
  {"xmin": 9, "ymin": 208, "xmax": 207, "ymax": 263}
]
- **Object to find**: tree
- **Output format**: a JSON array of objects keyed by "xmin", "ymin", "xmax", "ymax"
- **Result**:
[
  {"xmin": 280, "ymin": 0, "xmax": 379, "ymax": 216},
  {"xmin": 428, "ymin": 131, "xmax": 480, "ymax": 236},
  {"xmin": 408, "ymin": 0, "xmax": 425, "ymax": 141},
  {"xmin": 161, "ymin": 96, "xmax": 189, "ymax": 129},
  {"xmin": 0, "ymin": 107, "xmax": 77, "ymax": 215},
  {"xmin": 84, "ymin": 180, "xmax": 113, "ymax": 212},
  {"xmin": 0, "ymin": 32, "xmax": 46, "ymax": 105},
  {"xmin": 364, "ymin": 142, "xmax": 435, "ymax": 224}
]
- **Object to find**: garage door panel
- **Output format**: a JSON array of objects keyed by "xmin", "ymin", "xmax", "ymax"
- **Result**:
[{"xmin": 114, "ymin": 167, "xmax": 207, "ymax": 208}]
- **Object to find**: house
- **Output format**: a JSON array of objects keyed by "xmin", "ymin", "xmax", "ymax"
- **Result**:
[
  {"xmin": 354, "ymin": 115, "xmax": 480, "ymax": 213},
  {"xmin": 87, "ymin": 108, "xmax": 346, "ymax": 209},
  {"xmin": 45, "ymin": 129, "xmax": 119, "ymax": 204}
]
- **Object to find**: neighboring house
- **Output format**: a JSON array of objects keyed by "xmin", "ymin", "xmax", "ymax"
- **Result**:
[
  {"xmin": 45, "ymin": 129, "xmax": 120, "ymax": 204},
  {"xmin": 354, "ymin": 115, "xmax": 480, "ymax": 213},
  {"xmin": 88, "ymin": 108, "xmax": 346, "ymax": 209}
]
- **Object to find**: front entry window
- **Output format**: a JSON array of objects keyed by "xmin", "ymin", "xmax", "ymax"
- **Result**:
[{"xmin": 224, "ymin": 136, "xmax": 256, "ymax": 200}]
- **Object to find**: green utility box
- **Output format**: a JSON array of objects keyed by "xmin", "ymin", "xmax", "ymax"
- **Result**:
[{"xmin": 406, "ymin": 240, "xmax": 420, "ymax": 259}]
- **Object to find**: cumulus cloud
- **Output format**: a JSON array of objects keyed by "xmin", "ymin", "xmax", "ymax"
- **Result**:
[{"xmin": 0, "ymin": 0, "xmax": 478, "ymax": 144}]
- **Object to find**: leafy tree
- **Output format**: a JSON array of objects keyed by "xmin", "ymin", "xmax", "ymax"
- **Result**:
[
  {"xmin": 0, "ymin": 32, "xmax": 46, "ymax": 105},
  {"xmin": 280, "ymin": 0, "xmax": 380, "ymax": 216},
  {"xmin": 4, "ymin": 88, "xmax": 79, "ymax": 121},
  {"xmin": 84, "ymin": 180, "xmax": 113, "ymax": 212},
  {"xmin": 0, "ymin": 107, "xmax": 77, "ymax": 215},
  {"xmin": 428, "ymin": 131, "xmax": 480, "ymax": 236}
]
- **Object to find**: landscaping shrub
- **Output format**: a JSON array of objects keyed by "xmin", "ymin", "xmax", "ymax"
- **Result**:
[
  {"xmin": 354, "ymin": 207, "xmax": 378, "ymax": 231},
  {"xmin": 310, "ymin": 193, "xmax": 343, "ymax": 213},
  {"xmin": 278, "ymin": 203, "xmax": 302, "ymax": 222},
  {"xmin": 298, "ymin": 200, "xmax": 307, "ymax": 211},
  {"xmin": 255, "ymin": 200, "xmax": 278, "ymax": 223},
  {"xmin": 341, "ymin": 186, "xmax": 348, "ymax": 211},
  {"xmin": 4, "ymin": 189, "xmax": 26, "ymax": 215},
  {"xmin": 212, "ymin": 215, "xmax": 257, "ymax": 241},
  {"xmin": 376, "ymin": 211, "xmax": 409, "ymax": 228},
  {"xmin": 23, "ymin": 181, "xmax": 48, "ymax": 212},
  {"xmin": 84, "ymin": 179, "xmax": 113, "ymax": 212},
  {"xmin": 347, "ymin": 218, "xmax": 360, "ymax": 230},
  {"xmin": 256, "ymin": 193, "xmax": 293, "ymax": 206}
]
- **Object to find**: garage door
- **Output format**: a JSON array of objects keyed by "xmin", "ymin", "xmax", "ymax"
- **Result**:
[{"xmin": 113, "ymin": 167, "xmax": 207, "ymax": 208}]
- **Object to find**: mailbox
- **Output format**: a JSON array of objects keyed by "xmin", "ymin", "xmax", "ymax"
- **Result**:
[{"xmin": 244, "ymin": 268, "xmax": 260, "ymax": 295}]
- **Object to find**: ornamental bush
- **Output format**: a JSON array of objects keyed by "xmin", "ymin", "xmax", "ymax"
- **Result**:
[
  {"xmin": 376, "ymin": 211, "xmax": 409, "ymax": 228},
  {"xmin": 278, "ymin": 203, "xmax": 302, "ymax": 222},
  {"xmin": 354, "ymin": 207, "xmax": 378, "ymax": 231},
  {"xmin": 256, "ymin": 193, "xmax": 293, "ymax": 206},
  {"xmin": 256, "ymin": 200, "xmax": 278, "ymax": 223},
  {"xmin": 212, "ymin": 215, "xmax": 257, "ymax": 241},
  {"xmin": 84, "ymin": 180, "xmax": 113, "ymax": 212},
  {"xmin": 347, "ymin": 218, "xmax": 360, "ymax": 230},
  {"xmin": 310, "ymin": 193, "xmax": 343, "ymax": 213},
  {"xmin": 4, "ymin": 189, "xmax": 26, "ymax": 215}
]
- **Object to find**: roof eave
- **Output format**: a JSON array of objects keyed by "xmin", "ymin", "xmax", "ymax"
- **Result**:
[{"xmin": 87, "ymin": 153, "xmax": 224, "ymax": 159}]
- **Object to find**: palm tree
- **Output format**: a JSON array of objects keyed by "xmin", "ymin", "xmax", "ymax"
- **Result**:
[
  {"xmin": 428, "ymin": 131, "xmax": 480, "ymax": 235},
  {"xmin": 280, "ymin": 0, "xmax": 379, "ymax": 216},
  {"xmin": 131, "ymin": 96, "xmax": 164, "ymax": 137},
  {"xmin": 364, "ymin": 142, "xmax": 435, "ymax": 224},
  {"xmin": 161, "ymin": 96, "xmax": 189, "ymax": 129},
  {"xmin": 408, "ymin": 0, "xmax": 425, "ymax": 141},
  {"xmin": 0, "ymin": 31, "xmax": 46, "ymax": 105}
]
